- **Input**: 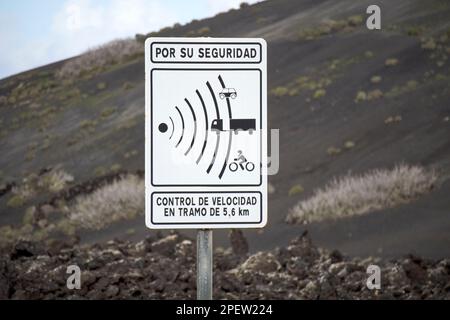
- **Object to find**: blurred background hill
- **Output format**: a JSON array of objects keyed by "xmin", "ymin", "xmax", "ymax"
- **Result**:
[{"xmin": 0, "ymin": 0, "xmax": 449, "ymax": 260}]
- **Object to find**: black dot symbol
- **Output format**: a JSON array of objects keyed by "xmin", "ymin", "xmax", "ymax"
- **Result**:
[{"xmin": 158, "ymin": 123, "xmax": 168, "ymax": 133}]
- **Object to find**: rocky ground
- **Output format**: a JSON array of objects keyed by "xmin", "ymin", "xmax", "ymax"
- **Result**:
[{"xmin": 1, "ymin": 231, "xmax": 449, "ymax": 300}]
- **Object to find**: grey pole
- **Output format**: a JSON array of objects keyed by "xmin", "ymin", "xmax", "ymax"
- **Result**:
[{"xmin": 197, "ymin": 229, "xmax": 213, "ymax": 300}]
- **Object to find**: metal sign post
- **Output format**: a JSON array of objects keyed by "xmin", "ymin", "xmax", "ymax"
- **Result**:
[{"xmin": 197, "ymin": 229, "xmax": 213, "ymax": 300}]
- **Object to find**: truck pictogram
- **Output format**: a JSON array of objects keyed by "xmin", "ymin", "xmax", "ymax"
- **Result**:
[{"xmin": 211, "ymin": 118, "xmax": 256, "ymax": 134}]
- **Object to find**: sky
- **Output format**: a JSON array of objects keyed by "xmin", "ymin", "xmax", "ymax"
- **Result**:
[{"xmin": 0, "ymin": 0, "xmax": 259, "ymax": 80}]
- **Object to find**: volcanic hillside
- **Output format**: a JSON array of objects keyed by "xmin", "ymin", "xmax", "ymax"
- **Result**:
[{"xmin": 0, "ymin": 0, "xmax": 449, "ymax": 259}]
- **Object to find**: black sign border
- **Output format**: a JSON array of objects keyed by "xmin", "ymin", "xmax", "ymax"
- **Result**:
[
  {"xmin": 150, "ymin": 41, "xmax": 262, "ymax": 64},
  {"xmin": 150, "ymin": 191, "xmax": 263, "ymax": 225},
  {"xmin": 150, "ymin": 68, "xmax": 263, "ymax": 187}
]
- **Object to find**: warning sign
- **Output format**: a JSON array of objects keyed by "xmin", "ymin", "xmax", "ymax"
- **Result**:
[{"xmin": 145, "ymin": 38, "xmax": 267, "ymax": 229}]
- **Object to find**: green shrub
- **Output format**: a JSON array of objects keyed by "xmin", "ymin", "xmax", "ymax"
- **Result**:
[
  {"xmin": 370, "ymin": 75, "xmax": 382, "ymax": 84},
  {"xmin": 354, "ymin": 90, "xmax": 367, "ymax": 102},
  {"xmin": 421, "ymin": 38, "xmax": 437, "ymax": 50},
  {"xmin": 94, "ymin": 166, "xmax": 107, "ymax": 177},
  {"xmin": 313, "ymin": 88, "xmax": 326, "ymax": 99},
  {"xmin": 288, "ymin": 88, "xmax": 300, "ymax": 96},
  {"xmin": 25, "ymin": 151, "xmax": 36, "ymax": 162},
  {"xmin": 271, "ymin": 86, "xmax": 289, "ymax": 97},
  {"xmin": 7, "ymin": 195, "xmax": 25, "ymax": 208},
  {"xmin": 288, "ymin": 184, "xmax": 304, "ymax": 197},
  {"xmin": 347, "ymin": 15, "xmax": 363, "ymax": 26},
  {"xmin": 364, "ymin": 51, "xmax": 374, "ymax": 58},
  {"xmin": 256, "ymin": 17, "xmax": 269, "ymax": 24},
  {"xmin": 41, "ymin": 138, "xmax": 51, "ymax": 150},
  {"xmin": 327, "ymin": 146, "xmax": 341, "ymax": 156},
  {"xmin": 406, "ymin": 80, "xmax": 418, "ymax": 89},
  {"xmin": 97, "ymin": 82, "xmax": 107, "ymax": 90},
  {"xmin": 344, "ymin": 140, "xmax": 355, "ymax": 149},
  {"xmin": 298, "ymin": 15, "xmax": 363, "ymax": 41},
  {"xmin": 385, "ymin": 58, "xmax": 399, "ymax": 66},
  {"xmin": 122, "ymin": 82, "xmax": 133, "ymax": 90},
  {"xmin": 57, "ymin": 219, "xmax": 76, "ymax": 236},
  {"xmin": 124, "ymin": 150, "xmax": 138, "ymax": 159},
  {"xmin": 110, "ymin": 164, "xmax": 122, "ymax": 172},
  {"xmin": 367, "ymin": 89, "xmax": 383, "ymax": 100},
  {"xmin": 185, "ymin": 30, "xmax": 197, "ymax": 37},
  {"xmin": 22, "ymin": 207, "xmax": 36, "ymax": 225},
  {"xmin": 101, "ymin": 107, "xmax": 116, "ymax": 118},
  {"xmin": 197, "ymin": 27, "xmax": 211, "ymax": 36},
  {"xmin": 39, "ymin": 169, "xmax": 74, "ymax": 193},
  {"xmin": 80, "ymin": 119, "xmax": 97, "ymax": 131},
  {"xmin": 384, "ymin": 115, "xmax": 402, "ymax": 124},
  {"xmin": 386, "ymin": 80, "xmax": 419, "ymax": 98},
  {"xmin": 406, "ymin": 26, "xmax": 423, "ymax": 37}
]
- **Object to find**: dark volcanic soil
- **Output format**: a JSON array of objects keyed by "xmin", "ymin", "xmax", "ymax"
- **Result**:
[
  {"xmin": 0, "ymin": 0, "xmax": 449, "ymax": 263},
  {"xmin": 1, "ymin": 233, "xmax": 449, "ymax": 300}
]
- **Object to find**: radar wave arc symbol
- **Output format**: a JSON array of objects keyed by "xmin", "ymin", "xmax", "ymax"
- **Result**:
[
  {"xmin": 157, "ymin": 75, "xmax": 236, "ymax": 180},
  {"xmin": 195, "ymin": 89, "xmax": 208, "ymax": 164},
  {"xmin": 217, "ymin": 75, "xmax": 233, "ymax": 180}
]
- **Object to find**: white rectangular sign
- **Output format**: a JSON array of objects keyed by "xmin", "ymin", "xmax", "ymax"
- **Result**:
[{"xmin": 145, "ymin": 37, "xmax": 267, "ymax": 229}]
